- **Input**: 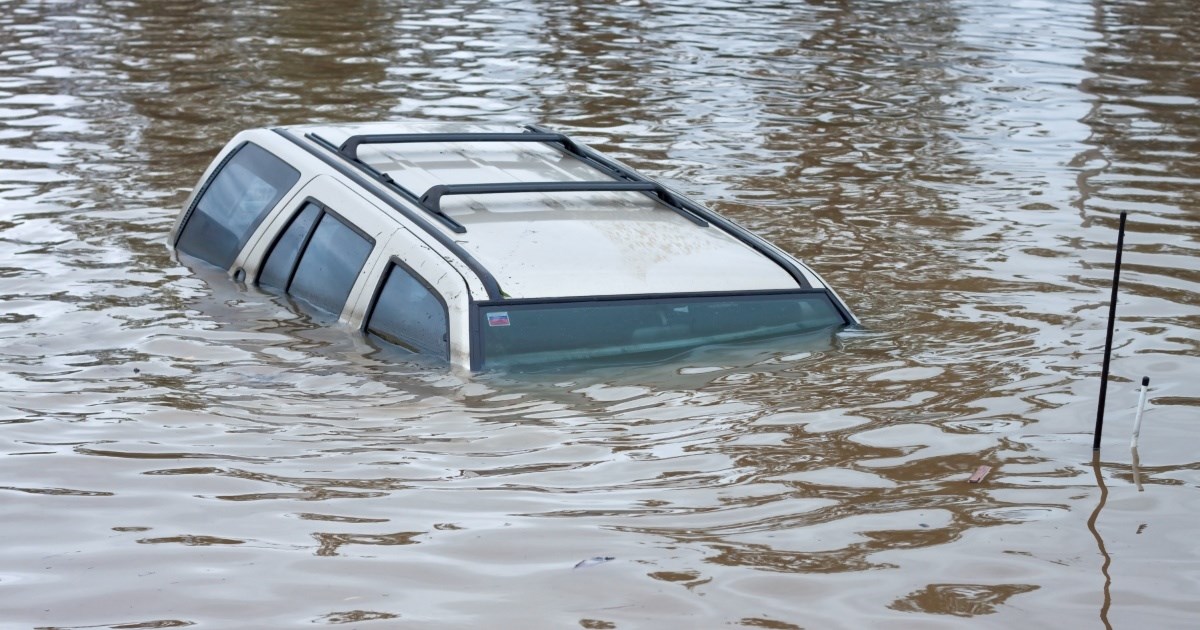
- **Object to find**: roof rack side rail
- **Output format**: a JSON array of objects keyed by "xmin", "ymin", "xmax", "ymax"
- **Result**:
[
  {"xmin": 339, "ymin": 132, "xmax": 571, "ymax": 162},
  {"xmin": 273, "ymin": 128, "xmax": 502, "ymax": 300},
  {"xmin": 526, "ymin": 123, "xmax": 811, "ymax": 289},
  {"xmin": 307, "ymin": 133, "xmax": 468, "ymax": 234},
  {"xmin": 420, "ymin": 181, "xmax": 660, "ymax": 215}
]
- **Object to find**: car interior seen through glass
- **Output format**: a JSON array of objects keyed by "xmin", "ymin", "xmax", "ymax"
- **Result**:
[
  {"xmin": 366, "ymin": 262, "xmax": 450, "ymax": 359},
  {"xmin": 176, "ymin": 142, "xmax": 299, "ymax": 269},
  {"xmin": 260, "ymin": 202, "xmax": 373, "ymax": 317},
  {"xmin": 477, "ymin": 291, "xmax": 845, "ymax": 368}
]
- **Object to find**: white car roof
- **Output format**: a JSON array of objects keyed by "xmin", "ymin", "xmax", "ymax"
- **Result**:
[{"xmin": 285, "ymin": 122, "xmax": 816, "ymax": 299}]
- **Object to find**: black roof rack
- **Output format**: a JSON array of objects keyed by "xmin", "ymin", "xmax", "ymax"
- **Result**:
[
  {"xmin": 339, "ymin": 132, "xmax": 578, "ymax": 162},
  {"xmin": 306, "ymin": 132, "xmax": 469, "ymax": 233},
  {"xmin": 422, "ymin": 181, "xmax": 675, "ymax": 215},
  {"xmin": 303, "ymin": 125, "xmax": 812, "ymax": 289},
  {"xmin": 313, "ymin": 129, "xmax": 709, "ymax": 231}
]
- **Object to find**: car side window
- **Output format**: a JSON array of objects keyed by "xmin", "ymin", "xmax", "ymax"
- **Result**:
[
  {"xmin": 259, "ymin": 202, "xmax": 321, "ymax": 290},
  {"xmin": 177, "ymin": 143, "xmax": 300, "ymax": 269},
  {"xmin": 366, "ymin": 262, "xmax": 449, "ymax": 359},
  {"xmin": 260, "ymin": 201, "xmax": 373, "ymax": 317}
]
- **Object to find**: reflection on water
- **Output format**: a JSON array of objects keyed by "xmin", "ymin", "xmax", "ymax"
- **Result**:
[
  {"xmin": 2, "ymin": 0, "xmax": 1199, "ymax": 627},
  {"xmin": 890, "ymin": 582, "xmax": 1042, "ymax": 617}
]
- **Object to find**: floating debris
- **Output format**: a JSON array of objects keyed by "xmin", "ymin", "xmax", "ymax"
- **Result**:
[
  {"xmin": 968, "ymin": 466, "xmax": 992, "ymax": 484},
  {"xmin": 574, "ymin": 556, "xmax": 615, "ymax": 569}
]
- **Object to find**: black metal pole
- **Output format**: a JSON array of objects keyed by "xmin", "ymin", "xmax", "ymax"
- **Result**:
[{"xmin": 1093, "ymin": 211, "xmax": 1128, "ymax": 451}]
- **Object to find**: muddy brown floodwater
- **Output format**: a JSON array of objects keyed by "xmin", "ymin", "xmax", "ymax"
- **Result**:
[{"xmin": 1, "ymin": 1, "xmax": 1198, "ymax": 628}]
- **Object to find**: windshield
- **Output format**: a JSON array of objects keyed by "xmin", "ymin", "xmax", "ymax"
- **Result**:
[{"xmin": 474, "ymin": 290, "xmax": 847, "ymax": 370}]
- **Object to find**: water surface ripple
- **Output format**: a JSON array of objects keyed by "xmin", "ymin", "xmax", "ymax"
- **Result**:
[{"xmin": 1, "ymin": 0, "xmax": 1198, "ymax": 628}]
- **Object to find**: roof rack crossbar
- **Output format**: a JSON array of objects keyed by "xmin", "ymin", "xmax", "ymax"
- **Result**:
[
  {"xmin": 420, "ymin": 181, "xmax": 661, "ymax": 215},
  {"xmin": 309, "ymin": 133, "xmax": 468, "ymax": 234},
  {"xmin": 278, "ymin": 129, "xmax": 501, "ymax": 298},
  {"xmin": 340, "ymin": 132, "xmax": 572, "ymax": 162},
  {"xmin": 326, "ymin": 128, "xmax": 709, "ymax": 228}
]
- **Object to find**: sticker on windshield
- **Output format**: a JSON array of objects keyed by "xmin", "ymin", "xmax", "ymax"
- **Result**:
[{"xmin": 487, "ymin": 311, "xmax": 511, "ymax": 327}]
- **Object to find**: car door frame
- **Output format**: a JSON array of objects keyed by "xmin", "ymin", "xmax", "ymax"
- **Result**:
[{"xmin": 236, "ymin": 174, "xmax": 401, "ymax": 323}]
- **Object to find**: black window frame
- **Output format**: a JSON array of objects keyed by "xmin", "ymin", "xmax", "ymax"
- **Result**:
[
  {"xmin": 467, "ymin": 288, "xmax": 851, "ymax": 371},
  {"xmin": 256, "ymin": 196, "xmax": 376, "ymax": 317},
  {"xmin": 363, "ymin": 256, "xmax": 451, "ymax": 360},
  {"xmin": 174, "ymin": 141, "xmax": 301, "ymax": 268}
]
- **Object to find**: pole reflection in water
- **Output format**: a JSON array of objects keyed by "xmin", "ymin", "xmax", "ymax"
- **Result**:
[
  {"xmin": 1130, "ymin": 446, "xmax": 1143, "ymax": 493},
  {"xmin": 1088, "ymin": 452, "xmax": 1113, "ymax": 630}
]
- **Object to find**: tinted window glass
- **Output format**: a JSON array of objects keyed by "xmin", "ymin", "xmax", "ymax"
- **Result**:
[
  {"xmin": 478, "ymin": 291, "xmax": 846, "ymax": 369},
  {"xmin": 177, "ymin": 143, "xmax": 300, "ymax": 269},
  {"xmin": 288, "ymin": 213, "xmax": 372, "ymax": 316},
  {"xmin": 367, "ymin": 263, "xmax": 449, "ymax": 359},
  {"xmin": 259, "ymin": 202, "xmax": 321, "ymax": 290}
]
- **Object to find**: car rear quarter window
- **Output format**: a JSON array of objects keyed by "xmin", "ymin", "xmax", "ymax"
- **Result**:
[
  {"xmin": 366, "ymin": 262, "xmax": 449, "ymax": 359},
  {"xmin": 177, "ymin": 143, "xmax": 300, "ymax": 269},
  {"xmin": 260, "ymin": 202, "xmax": 373, "ymax": 318}
]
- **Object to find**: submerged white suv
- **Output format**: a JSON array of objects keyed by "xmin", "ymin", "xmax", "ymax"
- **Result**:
[{"xmin": 170, "ymin": 122, "xmax": 857, "ymax": 370}]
